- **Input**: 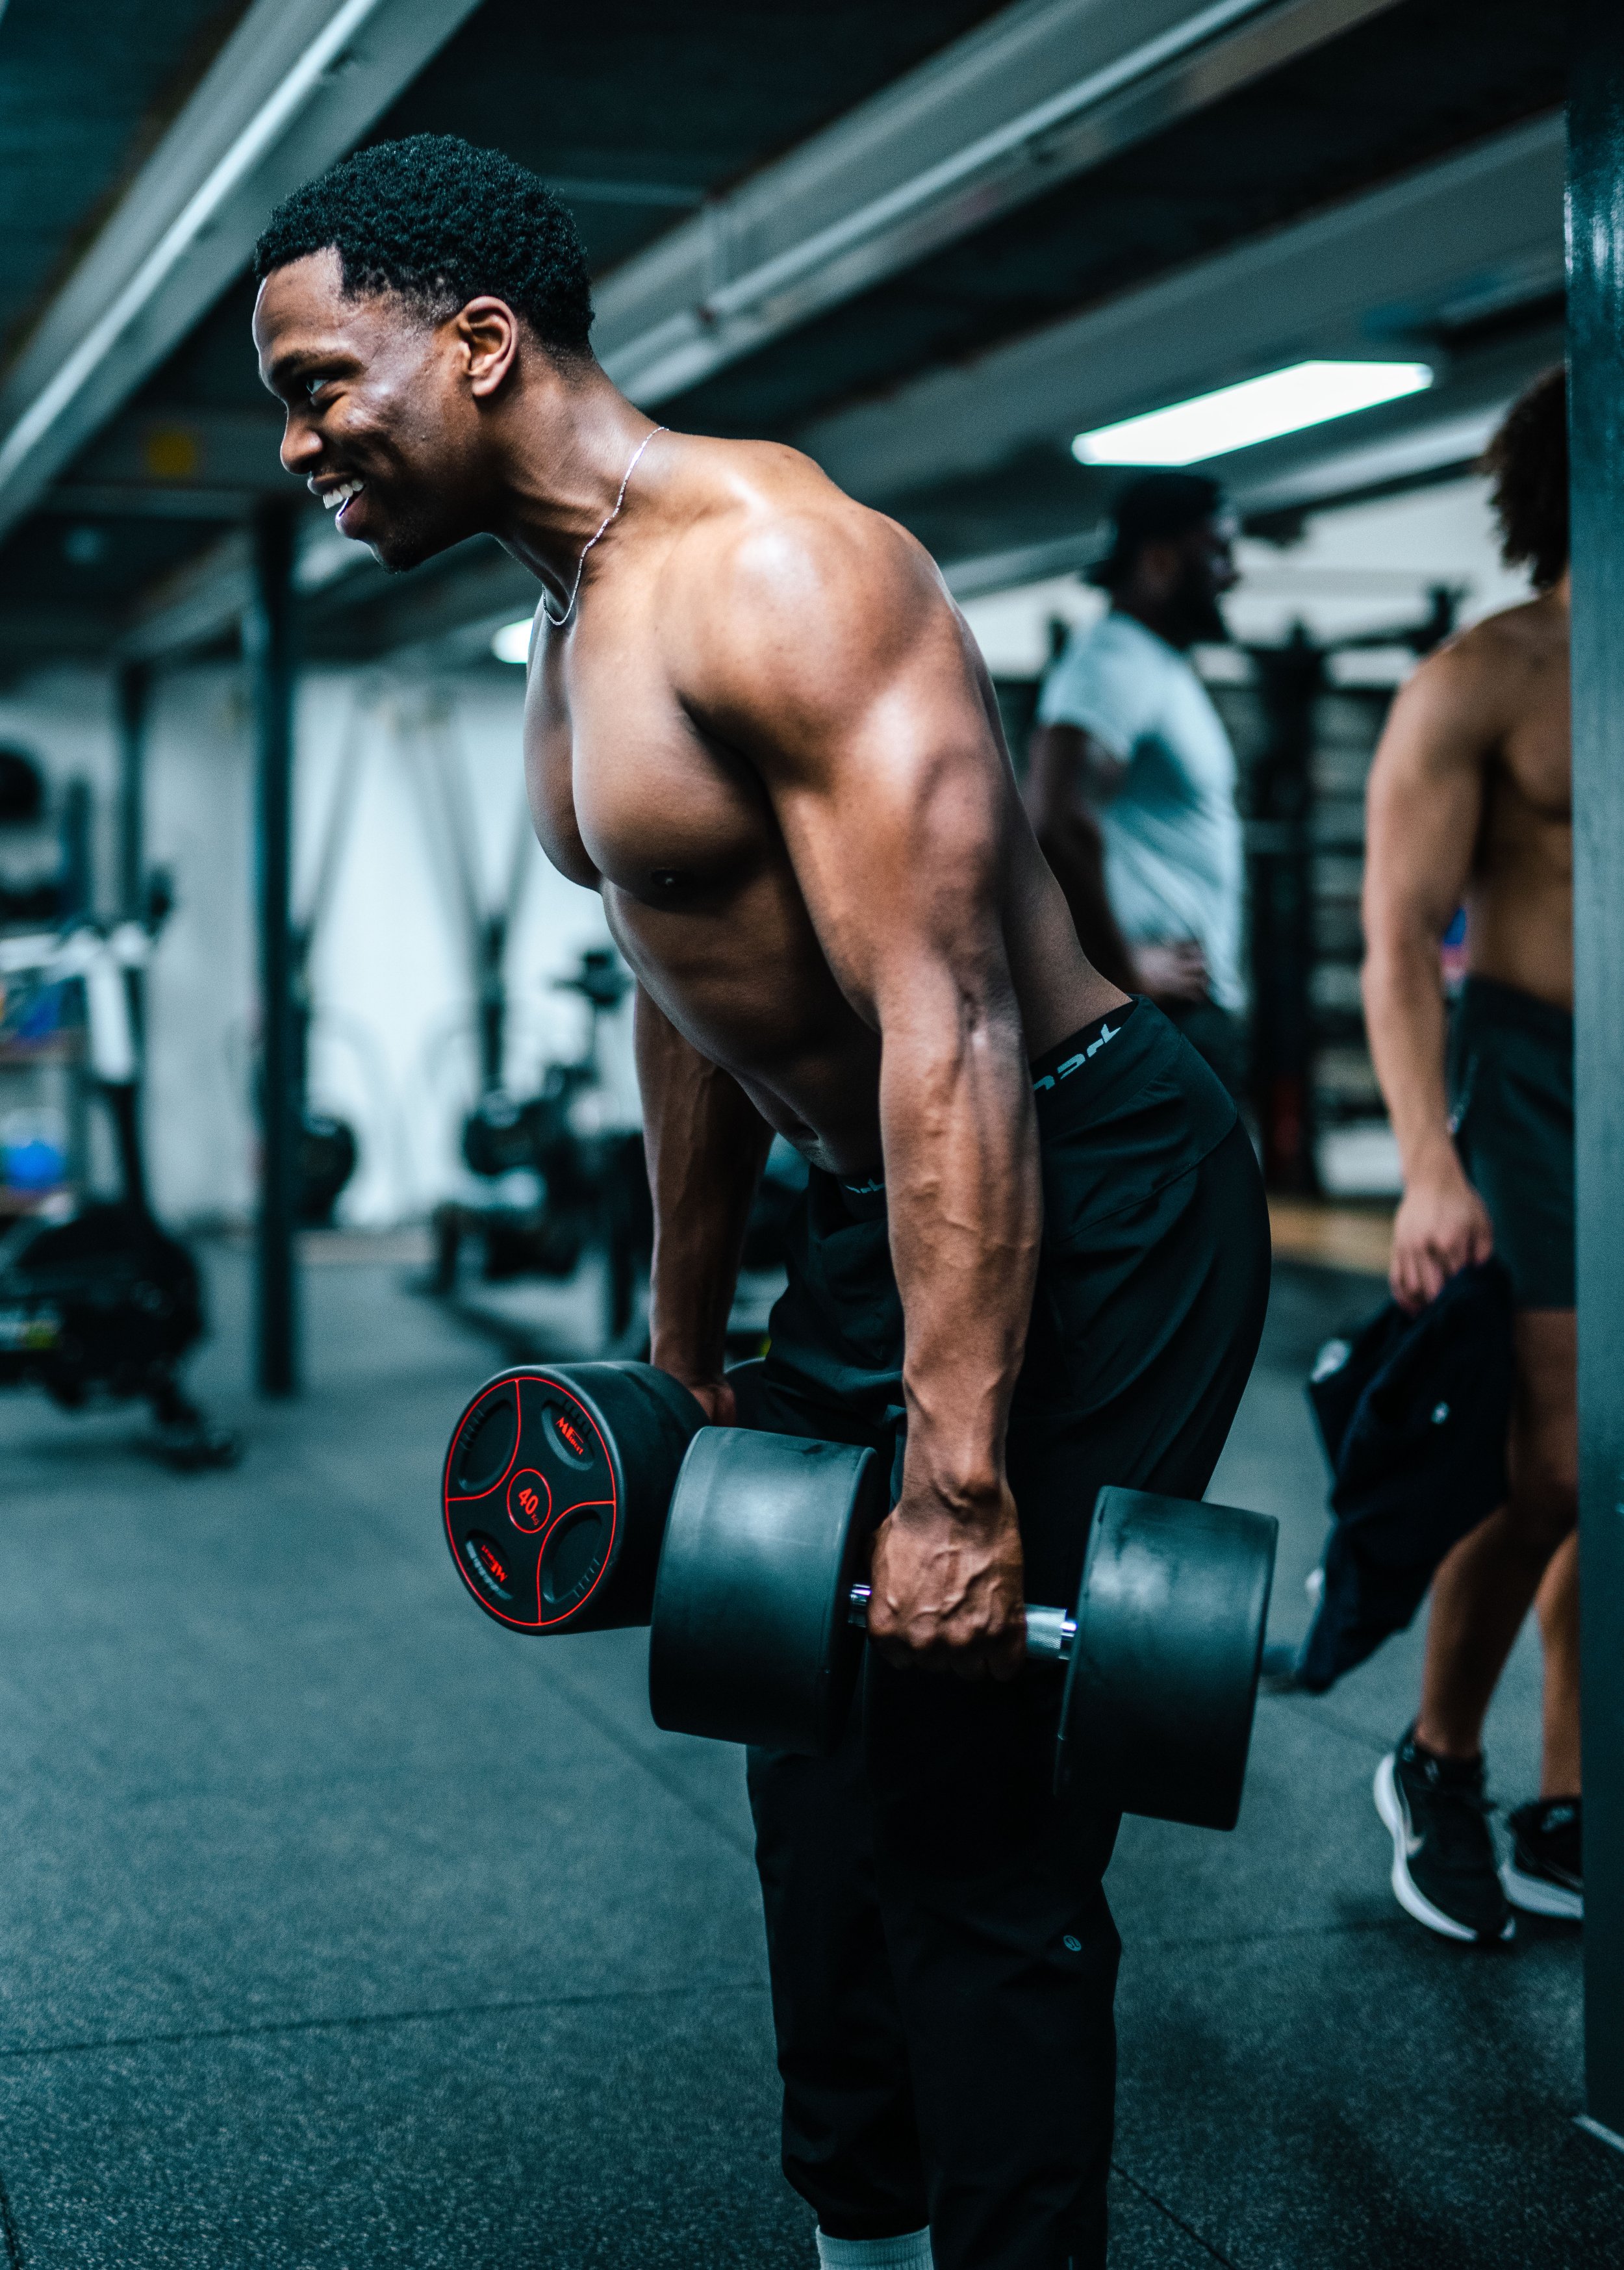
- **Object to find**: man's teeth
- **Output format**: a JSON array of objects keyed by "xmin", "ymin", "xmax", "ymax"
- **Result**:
[{"xmin": 322, "ymin": 479, "xmax": 364, "ymax": 513}]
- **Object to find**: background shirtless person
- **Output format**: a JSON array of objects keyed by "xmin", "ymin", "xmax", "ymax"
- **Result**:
[
  {"xmin": 251, "ymin": 136, "xmax": 1271, "ymax": 2267},
  {"xmin": 1363, "ymin": 367, "xmax": 1580, "ymax": 1945}
]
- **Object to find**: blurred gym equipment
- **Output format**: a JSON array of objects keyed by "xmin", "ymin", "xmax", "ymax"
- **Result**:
[{"xmin": 0, "ymin": 914, "xmax": 236, "ymax": 1468}]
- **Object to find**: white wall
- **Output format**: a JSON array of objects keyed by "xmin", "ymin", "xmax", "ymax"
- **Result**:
[
  {"xmin": 293, "ymin": 666, "xmax": 632, "ymax": 1228},
  {"xmin": 0, "ymin": 653, "xmax": 627, "ymax": 1230},
  {"xmin": 144, "ymin": 665, "xmax": 256, "ymax": 1222}
]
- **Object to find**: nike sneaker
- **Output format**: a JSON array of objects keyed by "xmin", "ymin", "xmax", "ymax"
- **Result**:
[
  {"xmin": 1374, "ymin": 1729, "xmax": 1514, "ymax": 1945},
  {"xmin": 1502, "ymin": 1798, "xmax": 1583, "ymax": 1922}
]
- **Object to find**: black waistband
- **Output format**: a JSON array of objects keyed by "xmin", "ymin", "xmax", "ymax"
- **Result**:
[
  {"xmin": 837, "ymin": 1001, "xmax": 1145, "ymax": 1201},
  {"xmin": 1456, "ymin": 975, "xmax": 1573, "ymax": 1047},
  {"xmin": 831, "ymin": 996, "xmax": 1223, "ymax": 1217},
  {"xmin": 1029, "ymin": 997, "xmax": 1141, "ymax": 1105}
]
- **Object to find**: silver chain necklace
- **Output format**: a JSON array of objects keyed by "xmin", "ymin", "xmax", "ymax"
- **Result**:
[{"xmin": 540, "ymin": 426, "xmax": 666, "ymax": 628}]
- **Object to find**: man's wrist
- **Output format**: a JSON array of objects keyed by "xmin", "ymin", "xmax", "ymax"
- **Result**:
[
  {"xmin": 898, "ymin": 1440, "xmax": 1010, "ymax": 1528},
  {"xmin": 648, "ymin": 1333, "xmax": 724, "ymax": 1389},
  {"xmin": 1400, "ymin": 1134, "xmax": 1467, "ymax": 1192}
]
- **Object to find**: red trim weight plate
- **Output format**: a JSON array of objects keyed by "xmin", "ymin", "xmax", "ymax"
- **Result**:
[
  {"xmin": 440, "ymin": 1361, "xmax": 706, "ymax": 1638},
  {"xmin": 442, "ymin": 1371, "xmax": 620, "ymax": 1632}
]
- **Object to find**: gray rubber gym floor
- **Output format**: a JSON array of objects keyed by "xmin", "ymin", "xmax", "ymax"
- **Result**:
[{"xmin": 0, "ymin": 1242, "xmax": 1618, "ymax": 2267}]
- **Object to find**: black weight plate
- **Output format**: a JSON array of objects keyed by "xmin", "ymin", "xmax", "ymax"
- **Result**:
[
  {"xmin": 442, "ymin": 1361, "xmax": 703, "ymax": 1635},
  {"xmin": 1056, "ymin": 1487, "xmax": 1278, "ymax": 1830},
  {"xmin": 648, "ymin": 1426, "xmax": 886, "ymax": 1755}
]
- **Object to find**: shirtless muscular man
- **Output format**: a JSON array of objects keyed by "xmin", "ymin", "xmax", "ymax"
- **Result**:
[
  {"xmin": 1364, "ymin": 368, "xmax": 1580, "ymax": 1943},
  {"xmin": 252, "ymin": 139, "xmax": 1271, "ymax": 2267}
]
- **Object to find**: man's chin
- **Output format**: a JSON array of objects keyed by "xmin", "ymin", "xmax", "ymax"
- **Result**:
[
  {"xmin": 364, "ymin": 524, "xmax": 446, "ymax": 576},
  {"xmin": 1176, "ymin": 598, "xmax": 1230, "ymax": 648}
]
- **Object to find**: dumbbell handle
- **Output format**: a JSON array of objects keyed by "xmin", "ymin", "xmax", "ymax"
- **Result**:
[{"xmin": 847, "ymin": 1583, "xmax": 1076, "ymax": 1663}]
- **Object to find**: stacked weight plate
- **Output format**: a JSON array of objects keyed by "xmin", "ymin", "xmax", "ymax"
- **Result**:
[{"xmin": 442, "ymin": 1362, "xmax": 704, "ymax": 1634}]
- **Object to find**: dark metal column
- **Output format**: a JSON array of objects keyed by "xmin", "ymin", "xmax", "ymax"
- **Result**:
[
  {"xmin": 246, "ymin": 504, "xmax": 299, "ymax": 1397},
  {"xmin": 1569, "ymin": 0, "xmax": 1624, "ymax": 2142},
  {"xmin": 1246, "ymin": 630, "xmax": 1322, "ymax": 1191},
  {"xmin": 115, "ymin": 661, "xmax": 149, "ymax": 921}
]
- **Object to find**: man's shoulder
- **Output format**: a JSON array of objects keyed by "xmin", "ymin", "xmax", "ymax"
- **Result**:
[
  {"xmin": 666, "ymin": 435, "xmax": 913, "ymax": 568},
  {"xmin": 1399, "ymin": 596, "xmax": 1566, "ymax": 734},
  {"xmin": 658, "ymin": 435, "xmax": 946, "ymax": 645},
  {"xmin": 1037, "ymin": 610, "xmax": 1163, "ymax": 745},
  {"xmin": 1433, "ymin": 593, "xmax": 1566, "ymax": 680}
]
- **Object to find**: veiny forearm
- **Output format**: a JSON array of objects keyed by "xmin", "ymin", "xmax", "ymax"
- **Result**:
[
  {"xmin": 880, "ymin": 978, "xmax": 1041, "ymax": 1511},
  {"xmin": 1362, "ymin": 935, "xmax": 1457, "ymax": 1184},
  {"xmin": 635, "ymin": 988, "xmax": 773, "ymax": 1382}
]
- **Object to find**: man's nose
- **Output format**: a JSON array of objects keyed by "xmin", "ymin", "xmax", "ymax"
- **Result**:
[{"xmin": 280, "ymin": 417, "xmax": 321, "ymax": 478}]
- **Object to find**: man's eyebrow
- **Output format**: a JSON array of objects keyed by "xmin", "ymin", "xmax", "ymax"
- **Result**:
[{"xmin": 263, "ymin": 344, "xmax": 352, "ymax": 392}]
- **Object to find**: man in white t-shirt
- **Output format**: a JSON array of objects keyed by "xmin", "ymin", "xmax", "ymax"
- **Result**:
[{"xmin": 1024, "ymin": 472, "xmax": 1247, "ymax": 1094}]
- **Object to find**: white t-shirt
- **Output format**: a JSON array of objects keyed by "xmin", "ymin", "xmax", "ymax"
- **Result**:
[{"xmin": 1037, "ymin": 610, "xmax": 1245, "ymax": 1014}]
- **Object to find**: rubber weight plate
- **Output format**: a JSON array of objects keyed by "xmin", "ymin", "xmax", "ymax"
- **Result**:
[
  {"xmin": 1056, "ymin": 1486, "xmax": 1278, "ymax": 1830},
  {"xmin": 442, "ymin": 1361, "xmax": 704, "ymax": 1635},
  {"xmin": 648, "ymin": 1426, "xmax": 887, "ymax": 1754}
]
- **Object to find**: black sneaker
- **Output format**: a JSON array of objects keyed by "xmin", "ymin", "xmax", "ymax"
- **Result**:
[
  {"xmin": 1374, "ymin": 1730, "xmax": 1515, "ymax": 1944},
  {"xmin": 1502, "ymin": 1799, "xmax": 1583, "ymax": 1922}
]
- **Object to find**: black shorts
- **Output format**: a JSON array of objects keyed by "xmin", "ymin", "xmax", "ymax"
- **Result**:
[
  {"xmin": 1159, "ymin": 994, "xmax": 1248, "ymax": 1104},
  {"xmin": 1450, "ymin": 976, "xmax": 1574, "ymax": 1310},
  {"xmin": 735, "ymin": 1000, "xmax": 1271, "ymax": 2269}
]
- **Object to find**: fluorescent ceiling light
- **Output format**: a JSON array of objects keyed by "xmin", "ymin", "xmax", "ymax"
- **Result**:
[
  {"xmin": 491, "ymin": 618, "xmax": 534, "ymax": 665},
  {"xmin": 1071, "ymin": 360, "xmax": 1434, "ymax": 467}
]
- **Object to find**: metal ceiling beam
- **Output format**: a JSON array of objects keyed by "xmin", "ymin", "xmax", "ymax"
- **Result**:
[
  {"xmin": 0, "ymin": 0, "xmax": 484, "ymax": 548},
  {"xmin": 595, "ymin": 0, "xmax": 1407, "ymax": 405},
  {"xmin": 118, "ymin": 531, "xmax": 255, "ymax": 665},
  {"xmin": 798, "ymin": 110, "xmax": 1565, "ymax": 505}
]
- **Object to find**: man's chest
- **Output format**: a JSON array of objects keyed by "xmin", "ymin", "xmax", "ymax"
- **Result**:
[
  {"xmin": 1124, "ymin": 693, "xmax": 1234, "ymax": 820},
  {"xmin": 522, "ymin": 644, "xmax": 771, "ymax": 900},
  {"xmin": 1498, "ymin": 711, "xmax": 1571, "ymax": 828}
]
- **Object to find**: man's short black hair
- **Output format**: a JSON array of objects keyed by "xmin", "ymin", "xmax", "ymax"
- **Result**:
[
  {"xmin": 1482, "ymin": 366, "xmax": 1567, "ymax": 591},
  {"xmin": 253, "ymin": 134, "xmax": 594, "ymax": 357},
  {"xmin": 1089, "ymin": 471, "xmax": 1226, "ymax": 591}
]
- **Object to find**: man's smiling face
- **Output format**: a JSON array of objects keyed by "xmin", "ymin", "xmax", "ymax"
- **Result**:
[{"xmin": 253, "ymin": 248, "xmax": 488, "ymax": 572}]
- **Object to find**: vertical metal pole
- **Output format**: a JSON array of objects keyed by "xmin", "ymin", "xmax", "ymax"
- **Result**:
[
  {"xmin": 247, "ymin": 504, "xmax": 299, "ymax": 1397},
  {"xmin": 1569, "ymin": 0, "xmax": 1624, "ymax": 2139},
  {"xmin": 115, "ymin": 661, "xmax": 148, "ymax": 921},
  {"xmin": 115, "ymin": 661, "xmax": 150, "ymax": 1072}
]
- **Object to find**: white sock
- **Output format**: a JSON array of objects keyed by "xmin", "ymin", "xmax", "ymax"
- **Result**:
[{"xmin": 815, "ymin": 2228, "xmax": 933, "ymax": 2269}]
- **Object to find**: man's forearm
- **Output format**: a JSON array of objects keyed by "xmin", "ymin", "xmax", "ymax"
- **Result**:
[
  {"xmin": 1362, "ymin": 938, "xmax": 1457, "ymax": 1182},
  {"xmin": 1036, "ymin": 817, "xmax": 1138, "ymax": 994},
  {"xmin": 635, "ymin": 988, "xmax": 772, "ymax": 1384},
  {"xmin": 1024, "ymin": 727, "xmax": 1137, "ymax": 991},
  {"xmin": 880, "ymin": 995, "xmax": 1041, "ymax": 1509}
]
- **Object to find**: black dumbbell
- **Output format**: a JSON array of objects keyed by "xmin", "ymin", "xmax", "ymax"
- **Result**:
[
  {"xmin": 440, "ymin": 1364, "xmax": 1278, "ymax": 1829},
  {"xmin": 442, "ymin": 1362, "xmax": 704, "ymax": 1633},
  {"xmin": 647, "ymin": 1425, "xmax": 1278, "ymax": 1831}
]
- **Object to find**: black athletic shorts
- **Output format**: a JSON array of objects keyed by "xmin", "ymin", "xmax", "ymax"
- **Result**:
[
  {"xmin": 1449, "ymin": 975, "xmax": 1574, "ymax": 1310},
  {"xmin": 735, "ymin": 998, "xmax": 1272, "ymax": 2269}
]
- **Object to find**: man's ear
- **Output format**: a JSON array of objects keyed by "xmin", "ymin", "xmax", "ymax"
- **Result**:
[
  {"xmin": 1136, "ymin": 538, "xmax": 1183, "ymax": 601},
  {"xmin": 454, "ymin": 297, "xmax": 521, "ymax": 399}
]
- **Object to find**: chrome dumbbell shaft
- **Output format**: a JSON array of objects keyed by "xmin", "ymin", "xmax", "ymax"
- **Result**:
[{"xmin": 846, "ymin": 1583, "xmax": 1076, "ymax": 1662}]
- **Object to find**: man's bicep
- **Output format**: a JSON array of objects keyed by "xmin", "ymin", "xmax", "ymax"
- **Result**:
[
  {"xmin": 1364, "ymin": 660, "xmax": 1488, "ymax": 943},
  {"xmin": 1026, "ymin": 726, "xmax": 1125, "ymax": 834},
  {"xmin": 772, "ymin": 697, "xmax": 1013, "ymax": 1023},
  {"xmin": 1036, "ymin": 639, "xmax": 1141, "ymax": 767}
]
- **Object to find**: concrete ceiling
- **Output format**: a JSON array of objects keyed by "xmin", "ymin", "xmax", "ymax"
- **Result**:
[{"xmin": 0, "ymin": 0, "xmax": 1572, "ymax": 678}]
